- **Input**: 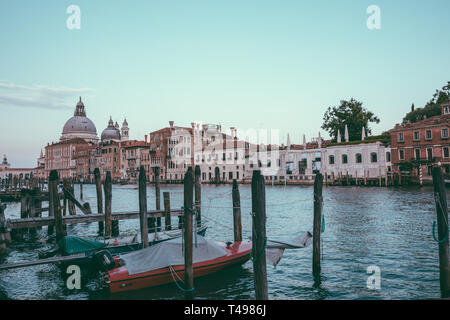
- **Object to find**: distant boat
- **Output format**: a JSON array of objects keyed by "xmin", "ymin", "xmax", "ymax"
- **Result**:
[{"xmin": 105, "ymin": 236, "xmax": 251, "ymax": 293}]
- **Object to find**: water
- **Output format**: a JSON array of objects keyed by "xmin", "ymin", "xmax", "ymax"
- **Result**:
[{"xmin": 0, "ymin": 184, "xmax": 444, "ymax": 300}]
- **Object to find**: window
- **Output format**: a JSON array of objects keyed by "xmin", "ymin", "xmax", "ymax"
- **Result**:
[
  {"xmin": 425, "ymin": 130, "xmax": 432, "ymax": 140},
  {"xmin": 415, "ymin": 148, "xmax": 420, "ymax": 160},
  {"xmin": 229, "ymin": 172, "xmax": 233, "ymax": 180},
  {"xmin": 399, "ymin": 149, "xmax": 405, "ymax": 160},
  {"xmin": 355, "ymin": 153, "xmax": 362, "ymax": 163},
  {"xmin": 443, "ymin": 147, "xmax": 449, "ymax": 158},
  {"xmin": 427, "ymin": 148, "xmax": 433, "ymax": 160},
  {"xmin": 442, "ymin": 128, "xmax": 449, "ymax": 139},
  {"xmin": 299, "ymin": 159, "xmax": 307, "ymax": 174},
  {"xmin": 386, "ymin": 152, "xmax": 391, "ymax": 162},
  {"xmin": 329, "ymin": 155, "xmax": 334, "ymax": 165},
  {"xmin": 342, "ymin": 154, "xmax": 348, "ymax": 164},
  {"xmin": 413, "ymin": 131, "xmax": 420, "ymax": 141},
  {"xmin": 398, "ymin": 132, "xmax": 404, "ymax": 142},
  {"xmin": 371, "ymin": 152, "xmax": 378, "ymax": 163}
]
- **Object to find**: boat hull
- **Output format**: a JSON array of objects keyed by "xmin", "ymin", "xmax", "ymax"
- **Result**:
[{"xmin": 106, "ymin": 241, "xmax": 251, "ymax": 294}]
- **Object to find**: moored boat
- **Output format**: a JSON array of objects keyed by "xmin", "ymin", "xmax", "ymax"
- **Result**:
[
  {"xmin": 105, "ymin": 235, "xmax": 251, "ymax": 293},
  {"xmin": 55, "ymin": 226, "xmax": 207, "ymax": 272}
]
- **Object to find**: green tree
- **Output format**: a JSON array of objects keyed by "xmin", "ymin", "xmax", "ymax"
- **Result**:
[
  {"xmin": 321, "ymin": 98, "xmax": 380, "ymax": 142},
  {"xmin": 402, "ymin": 82, "xmax": 450, "ymax": 124}
]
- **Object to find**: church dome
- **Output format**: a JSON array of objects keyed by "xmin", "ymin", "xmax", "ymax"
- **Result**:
[
  {"xmin": 61, "ymin": 97, "xmax": 98, "ymax": 143},
  {"xmin": 101, "ymin": 117, "xmax": 121, "ymax": 141}
]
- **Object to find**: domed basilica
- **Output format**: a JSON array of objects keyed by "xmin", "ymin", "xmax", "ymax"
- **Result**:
[
  {"xmin": 61, "ymin": 97, "xmax": 98, "ymax": 143},
  {"xmin": 60, "ymin": 97, "xmax": 129, "ymax": 144}
]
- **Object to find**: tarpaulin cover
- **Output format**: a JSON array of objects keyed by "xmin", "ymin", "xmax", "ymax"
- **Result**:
[
  {"xmin": 264, "ymin": 232, "xmax": 313, "ymax": 268},
  {"xmin": 120, "ymin": 235, "xmax": 227, "ymax": 275},
  {"xmin": 58, "ymin": 235, "xmax": 106, "ymax": 255}
]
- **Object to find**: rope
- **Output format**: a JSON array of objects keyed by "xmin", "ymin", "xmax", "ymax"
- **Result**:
[
  {"xmin": 168, "ymin": 265, "xmax": 195, "ymax": 292},
  {"xmin": 202, "ymin": 215, "xmax": 234, "ymax": 231},
  {"xmin": 432, "ymin": 221, "xmax": 449, "ymax": 243},
  {"xmin": 250, "ymin": 237, "xmax": 267, "ymax": 262}
]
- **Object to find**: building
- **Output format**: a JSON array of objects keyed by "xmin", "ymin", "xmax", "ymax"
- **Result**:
[
  {"xmin": 389, "ymin": 101, "xmax": 450, "ymax": 179},
  {"xmin": 121, "ymin": 140, "xmax": 150, "ymax": 182},
  {"xmin": 45, "ymin": 98, "xmax": 99, "ymax": 179},
  {"xmin": 193, "ymin": 124, "xmax": 251, "ymax": 183},
  {"xmin": 322, "ymin": 141, "xmax": 391, "ymax": 181},
  {"xmin": 244, "ymin": 134, "xmax": 325, "ymax": 184},
  {"xmin": 61, "ymin": 97, "xmax": 98, "ymax": 143},
  {"xmin": 45, "ymin": 138, "xmax": 94, "ymax": 179},
  {"xmin": 0, "ymin": 154, "xmax": 36, "ymax": 180}
]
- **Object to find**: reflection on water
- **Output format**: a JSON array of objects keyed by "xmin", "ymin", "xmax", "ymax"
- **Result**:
[{"xmin": 0, "ymin": 184, "xmax": 444, "ymax": 300}]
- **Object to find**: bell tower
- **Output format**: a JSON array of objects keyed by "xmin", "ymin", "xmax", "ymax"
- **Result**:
[{"xmin": 121, "ymin": 118, "xmax": 129, "ymax": 141}]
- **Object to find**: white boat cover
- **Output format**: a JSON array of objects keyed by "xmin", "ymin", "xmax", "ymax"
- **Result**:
[
  {"xmin": 119, "ymin": 235, "xmax": 227, "ymax": 275},
  {"xmin": 264, "ymin": 232, "xmax": 312, "ymax": 268}
]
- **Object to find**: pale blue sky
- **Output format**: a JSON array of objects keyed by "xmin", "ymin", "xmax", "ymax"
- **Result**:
[{"xmin": 0, "ymin": 0, "xmax": 449, "ymax": 167}]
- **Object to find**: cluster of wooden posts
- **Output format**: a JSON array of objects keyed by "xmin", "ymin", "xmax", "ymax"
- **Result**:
[
  {"xmin": 325, "ymin": 170, "xmax": 409, "ymax": 187},
  {"xmin": 0, "ymin": 177, "xmax": 46, "ymax": 201}
]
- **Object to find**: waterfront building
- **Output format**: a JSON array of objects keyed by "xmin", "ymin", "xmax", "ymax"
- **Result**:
[
  {"xmin": 389, "ymin": 101, "xmax": 450, "ymax": 180},
  {"xmin": 120, "ymin": 140, "xmax": 150, "ymax": 182},
  {"xmin": 0, "ymin": 154, "xmax": 35, "ymax": 180},
  {"xmin": 193, "ymin": 124, "xmax": 251, "ymax": 183},
  {"xmin": 244, "ymin": 135, "xmax": 325, "ymax": 184},
  {"xmin": 322, "ymin": 140, "xmax": 391, "ymax": 181},
  {"xmin": 149, "ymin": 121, "xmax": 192, "ymax": 183},
  {"xmin": 35, "ymin": 150, "xmax": 46, "ymax": 179},
  {"xmin": 45, "ymin": 138, "xmax": 94, "ymax": 179}
]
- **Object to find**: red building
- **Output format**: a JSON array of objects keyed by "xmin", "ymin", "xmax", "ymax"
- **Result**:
[{"xmin": 389, "ymin": 101, "xmax": 450, "ymax": 178}]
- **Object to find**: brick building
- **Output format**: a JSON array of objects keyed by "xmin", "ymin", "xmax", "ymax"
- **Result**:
[{"xmin": 389, "ymin": 101, "xmax": 450, "ymax": 178}]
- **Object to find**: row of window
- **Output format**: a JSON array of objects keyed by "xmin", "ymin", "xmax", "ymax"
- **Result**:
[
  {"xmin": 328, "ymin": 152, "xmax": 389, "ymax": 165},
  {"xmin": 398, "ymin": 128, "xmax": 449, "ymax": 142},
  {"xmin": 398, "ymin": 147, "xmax": 450, "ymax": 160}
]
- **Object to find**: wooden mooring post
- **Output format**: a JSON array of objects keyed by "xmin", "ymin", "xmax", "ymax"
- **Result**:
[
  {"xmin": 68, "ymin": 179, "xmax": 76, "ymax": 215},
  {"xmin": 431, "ymin": 166, "xmax": 450, "ymax": 298},
  {"xmin": 139, "ymin": 166, "xmax": 149, "ymax": 248},
  {"xmin": 194, "ymin": 165, "xmax": 202, "ymax": 228},
  {"xmin": 0, "ymin": 201, "xmax": 10, "ymax": 256},
  {"xmin": 154, "ymin": 167, "xmax": 161, "ymax": 232},
  {"xmin": 163, "ymin": 192, "xmax": 171, "ymax": 231},
  {"xmin": 104, "ymin": 171, "xmax": 112, "ymax": 238},
  {"xmin": 232, "ymin": 179, "xmax": 242, "ymax": 242},
  {"xmin": 94, "ymin": 168, "xmax": 104, "ymax": 235},
  {"xmin": 183, "ymin": 167, "xmax": 194, "ymax": 296},
  {"xmin": 313, "ymin": 172, "xmax": 323, "ymax": 282},
  {"xmin": 49, "ymin": 170, "xmax": 66, "ymax": 240},
  {"xmin": 251, "ymin": 170, "xmax": 268, "ymax": 300}
]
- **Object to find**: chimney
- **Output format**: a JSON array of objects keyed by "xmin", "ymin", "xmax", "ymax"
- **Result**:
[
  {"xmin": 230, "ymin": 127, "xmax": 235, "ymax": 139},
  {"xmin": 169, "ymin": 121, "xmax": 174, "ymax": 128},
  {"xmin": 144, "ymin": 135, "xmax": 148, "ymax": 143}
]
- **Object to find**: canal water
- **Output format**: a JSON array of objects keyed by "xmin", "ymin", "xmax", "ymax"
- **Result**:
[{"xmin": 0, "ymin": 184, "xmax": 444, "ymax": 300}]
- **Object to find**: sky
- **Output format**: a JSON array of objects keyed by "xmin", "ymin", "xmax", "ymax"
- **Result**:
[{"xmin": 0, "ymin": 0, "xmax": 449, "ymax": 167}]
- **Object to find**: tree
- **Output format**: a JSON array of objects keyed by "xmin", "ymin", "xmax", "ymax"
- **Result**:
[
  {"xmin": 321, "ymin": 98, "xmax": 380, "ymax": 142},
  {"xmin": 402, "ymin": 82, "xmax": 450, "ymax": 124}
]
